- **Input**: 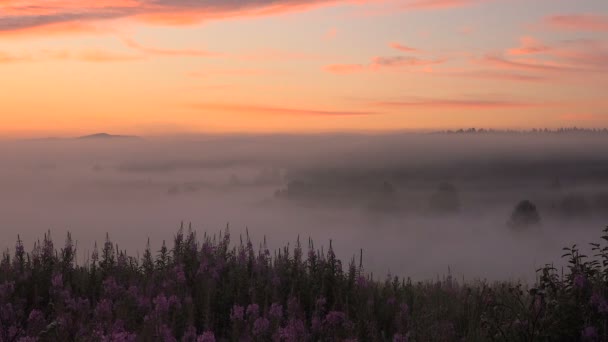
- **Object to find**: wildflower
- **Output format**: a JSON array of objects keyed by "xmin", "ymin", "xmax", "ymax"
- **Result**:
[
  {"xmin": 253, "ymin": 317, "xmax": 270, "ymax": 336},
  {"xmin": 324, "ymin": 311, "xmax": 347, "ymax": 328},
  {"xmin": 315, "ymin": 297, "xmax": 327, "ymax": 311},
  {"xmin": 279, "ymin": 319, "xmax": 306, "ymax": 341},
  {"xmin": 51, "ymin": 273, "xmax": 63, "ymax": 288},
  {"xmin": 246, "ymin": 303, "xmax": 260, "ymax": 319},
  {"xmin": 197, "ymin": 331, "xmax": 216, "ymax": 342},
  {"xmin": 311, "ymin": 316, "xmax": 322, "ymax": 333},
  {"xmin": 574, "ymin": 273, "xmax": 588, "ymax": 289},
  {"xmin": 174, "ymin": 264, "xmax": 186, "ymax": 284},
  {"xmin": 356, "ymin": 276, "xmax": 367, "ymax": 288},
  {"xmin": 95, "ymin": 299, "xmax": 113, "ymax": 321},
  {"xmin": 387, "ymin": 296, "xmax": 397, "ymax": 306},
  {"xmin": 581, "ymin": 326, "xmax": 598, "ymax": 341},
  {"xmin": 160, "ymin": 324, "xmax": 177, "ymax": 342},
  {"xmin": 230, "ymin": 305, "xmax": 245, "ymax": 321},
  {"xmin": 590, "ymin": 292, "xmax": 608, "ymax": 314},
  {"xmin": 182, "ymin": 325, "xmax": 197, "ymax": 342},
  {"xmin": 269, "ymin": 303, "xmax": 283, "ymax": 320},
  {"xmin": 102, "ymin": 277, "xmax": 122, "ymax": 299},
  {"xmin": 271, "ymin": 274, "xmax": 281, "ymax": 287},
  {"xmin": 393, "ymin": 333, "xmax": 409, "ymax": 342},
  {"xmin": 154, "ymin": 294, "xmax": 170, "ymax": 315}
]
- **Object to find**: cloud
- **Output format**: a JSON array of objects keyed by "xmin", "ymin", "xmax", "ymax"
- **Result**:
[
  {"xmin": 325, "ymin": 55, "xmax": 444, "ymax": 74},
  {"xmin": 448, "ymin": 70, "xmax": 549, "ymax": 82},
  {"xmin": 544, "ymin": 14, "xmax": 608, "ymax": 32},
  {"xmin": 0, "ymin": 0, "xmax": 494, "ymax": 37},
  {"xmin": 0, "ymin": 0, "xmax": 378, "ymax": 35},
  {"xmin": 371, "ymin": 97, "xmax": 543, "ymax": 110},
  {"xmin": 389, "ymin": 42, "xmax": 420, "ymax": 53},
  {"xmin": 0, "ymin": 48, "xmax": 143, "ymax": 63},
  {"xmin": 123, "ymin": 38, "xmax": 220, "ymax": 57},
  {"xmin": 191, "ymin": 103, "xmax": 378, "ymax": 116},
  {"xmin": 508, "ymin": 36, "xmax": 550, "ymax": 56},
  {"xmin": 401, "ymin": 0, "xmax": 488, "ymax": 10},
  {"xmin": 559, "ymin": 113, "xmax": 605, "ymax": 122},
  {"xmin": 187, "ymin": 69, "xmax": 271, "ymax": 78}
]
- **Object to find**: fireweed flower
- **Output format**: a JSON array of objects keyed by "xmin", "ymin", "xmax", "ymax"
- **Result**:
[
  {"xmin": 356, "ymin": 276, "xmax": 367, "ymax": 288},
  {"xmin": 393, "ymin": 333, "xmax": 409, "ymax": 342},
  {"xmin": 574, "ymin": 273, "xmax": 588, "ymax": 289},
  {"xmin": 197, "ymin": 331, "xmax": 216, "ymax": 342},
  {"xmin": 387, "ymin": 296, "xmax": 397, "ymax": 306},
  {"xmin": 230, "ymin": 305, "xmax": 245, "ymax": 321},
  {"xmin": 582, "ymin": 326, "xmax": 598, "ymax": 341},
  {"xmin": 324, "ymin": 311, "xmax": 347, "ymax": 328},
  {"xmin": 27, "ymin": 309, "xmax": 46, "ymax": 334},
  {"xmin": 160, "ymin": 324, "xmax": 177, "ymax": 342},
  {"xmin": 102, "ymin": 277, "xmax": 122, "ymax": 299},
  {"xmin": 51, "ymin": 273, "xmax": 63, "ymax": 288},
  {"xmin": 279, "ymin": 319, "xmax": 306, "ymax": 341},
  {"xmin": 246, "ymin": 304, "xmax": 260, "ymax": 319},
  {"xmin": 311, "ymin": 316, "xmax": 322, "ymax": 333},
  {"xmin": 182, "ymin": 326, "xmax": 198, "ymax": 342},
  {"xmin": 269, "ymin": 303, "xmax": 283, "ymax": 320},
  {"xmin": 253, "ymin": 317, "xmax": 270, "ymax": 336},
  {"xmin": 95, "ymin": 299, "xmax": 113, "ymax": 321},
  {"xmin": 589, "ymin": 292, "xmax": 608, "ymax": 314}
]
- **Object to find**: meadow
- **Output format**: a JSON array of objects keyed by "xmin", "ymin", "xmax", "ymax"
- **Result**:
[{"xmin": 1, "ymin": 223, "xmax": 607, "ymax": 341}]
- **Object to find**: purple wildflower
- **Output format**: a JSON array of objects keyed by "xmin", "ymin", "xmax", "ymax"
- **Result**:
[
  {"xmin": 182, "ymin": 325, "xmax": 198, "ymax": 342},
  {"xmin": 230, "ymin": 305, "xmax": 245, "ymax": 321},
  {"xmin": 582, "ymin": 326, "xmax": 598, "ymax": 341},
  {"xmin": 27, "ymin": 309, "xmax": 46, "ymax": 334},
  {"xmin": 269, "ymin": 303, "xmax": 283, "ymax": 320},
  {"xmin": 324, "ymin": 311, "xmax": 347, "ymax": 328},
  {"xmin": 246, "ymin": 303, "xmax": 260, "ymax": 319},
  {"xmin": 253, "ymin": 317, "xmax": 270, "ymax": 336},
  {"xmin": 197, "ymin": 331, "xmax": 216, "ymax": 342},
  {"xmin": 51, "ymin": 273, "xmax": 63, "ymax": 288},
  {"xmin": 95, "ymin": 299, "xmax": 113, "ymax": 321},
  {"xmin": 160, "ymin": 324, "xmax": 177, "ymax": 342},
  {"xmin": 574, "ymin": 273, "xmax": 587, "ymax": 289},
  {"xmin": 393, "ymin": 333, "xmax": 409, "ymax": 342}
]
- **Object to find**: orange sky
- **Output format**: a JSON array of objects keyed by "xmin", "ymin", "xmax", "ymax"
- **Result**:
[{"xmin": 0, "ymin": 0, "xmax": 607, "ymax": 137}]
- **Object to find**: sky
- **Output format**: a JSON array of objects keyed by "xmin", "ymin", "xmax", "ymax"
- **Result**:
[{"xmin": 1, "ymin": 0, "xmax": 607, "ymax": 137}]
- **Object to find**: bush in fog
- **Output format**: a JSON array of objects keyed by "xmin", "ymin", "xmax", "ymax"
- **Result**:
[
  {"xmin": 429, "ymin": 182, "xmax": 460, "ymax": 214},
  {"xmin": 508, "ymin": 200, "xmax": 541, "ymax": 229},
  {"xmin": 558, "ymin": 194, "xmax": 591, "ymax": 218},
  {"xmin": 4, "ymin": 224, "xmax": 608, "ymax": 340}
]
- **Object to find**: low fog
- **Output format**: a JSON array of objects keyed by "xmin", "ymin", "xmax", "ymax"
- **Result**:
[{"xmin": 1, "ymin": 132, "xmax": 608, "ymax": 283}]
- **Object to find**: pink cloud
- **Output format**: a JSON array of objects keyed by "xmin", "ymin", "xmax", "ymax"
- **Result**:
[
  {"xmin": 544, "ymin": 14, "xmax": 608, "ymax": 32},
  {"xmin": 401, "ymin": 0, "xmax": 488, "ymax": 10},
  {"xmin": 450, "ymin": 70, "xmax": 549, "ymax": 82},
  {"xmin": 559, "ymin": 113, "xmax": 605, "ymax": 122},
  {"xmin": 508, "ymin": 36, "xmax": 550, "ymax": 56},
  {"xmin": 371, "ymin": 98, "xmax": 542, "ymax": 110},
  {"xmin": 123, "ymin": 38, "xmax": 220, "ymax": 57},
  {"xmin": 191, "ymin": 103, "xmax": 378, "ymax": 116},
  {"xmin": 326, "ymin": 55, "xmax": 445, "ymax": 74},
  {"xmin": 389, "ymin": 42, "xmax": 420, "ymax": 53}
]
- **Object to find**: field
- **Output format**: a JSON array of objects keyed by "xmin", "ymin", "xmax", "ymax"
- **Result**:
[{"xmin": 1, "ymin": 223, "xmax": 607, "ymax": 341}]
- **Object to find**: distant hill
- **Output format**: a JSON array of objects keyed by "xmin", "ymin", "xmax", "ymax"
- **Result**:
[{"xmin": 76, "ymin": 133, "xmax": 139, "ymax": 140}]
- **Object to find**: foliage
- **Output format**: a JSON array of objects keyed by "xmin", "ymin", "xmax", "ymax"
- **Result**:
[{"xmin": 1, "ymin": 224, "xmax": 608, "ymax": 341}]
